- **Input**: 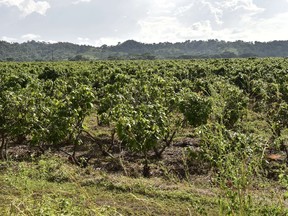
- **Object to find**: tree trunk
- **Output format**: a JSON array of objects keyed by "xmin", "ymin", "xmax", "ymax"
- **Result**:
[
  {"xmin": 143, "ymin": 155, "xmax": 150, "ymax": 178},
  {"xmin": 0, "ymin": 134, "xmax": 7, "ymax": 160}
]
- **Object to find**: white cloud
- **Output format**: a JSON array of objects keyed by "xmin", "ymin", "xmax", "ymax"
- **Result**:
[
  {"xmin": 77, "ymin": 37, "xmax": 121, "ymax": 47},
  {"xmin": 146, "ymin": 0, "xmax": 177, "ymax": 15},
  {"xmin": 0, "ymin": 0, "xmax": 50, "ymax": 16},
  {"xmin": 219, "ymin": 0, "xmax": 261, "ymax": 11},
  {"xmin": 234, "ymin": 12, "xmax": 288, "ymax": 41},
  {"xmin": 174, "ymin": 0, "xmax": 265, "ymax": 28},
  {"xmin": 72, "ymin": 0, "xmax": 91, "ymax": 5},
  {"xmin": 94, "ymin": 37, "xmax": 122, "ymax": 47},
  {"xmin": 1, "ymin": 0, "xmax": 288, "ymax": 45},
  {"xmin": 21, "ymin": 33, "xmax": 41, "ymax": 40},
  {"xmin": 137, "ymin": 16, "xmax": 213, "ymax": 43},
  {"xmin": 134, "ymin": 0, "xmax": 270, "ymax": 43},
  {"xmin": 1, "ymin": 36, "xmax": 17, "ymax": 42},
  {"xmin": 77, "ymin": 37, "xmax": 91, "ymax": 45}
]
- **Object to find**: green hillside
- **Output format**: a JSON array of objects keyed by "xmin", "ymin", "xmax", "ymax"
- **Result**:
[{"xmin": 1, "ymin": 40, "xmax": 288, "ymax": 61}]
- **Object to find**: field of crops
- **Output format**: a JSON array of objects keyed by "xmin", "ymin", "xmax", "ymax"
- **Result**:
[{"xmin": 1, "ymin": 58, "xmax": 288, "ymax": 214}]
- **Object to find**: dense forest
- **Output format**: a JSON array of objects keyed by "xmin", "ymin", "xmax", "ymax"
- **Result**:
[{"xmin": 1, "ymin": 39, "xmax": 288, "ymax": 61}]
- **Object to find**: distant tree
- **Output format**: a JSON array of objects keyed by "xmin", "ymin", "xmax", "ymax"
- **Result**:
[
  {"xmin": 69, "ymin": 55, "xmax": 89, "ymax": 61},
  {"xmin": 6, "ymin": 57, "xmax": 14, "ymax": 61}
]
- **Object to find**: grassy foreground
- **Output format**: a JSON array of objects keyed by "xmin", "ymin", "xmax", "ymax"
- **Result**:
[{"xmin": 0, "ymin": 155, "xmax": 287, "ymax": 216}]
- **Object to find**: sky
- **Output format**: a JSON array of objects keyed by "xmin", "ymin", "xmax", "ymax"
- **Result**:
[{"xmin": 0, "ymin": 0, "xmax": 288, "ymax": 47}]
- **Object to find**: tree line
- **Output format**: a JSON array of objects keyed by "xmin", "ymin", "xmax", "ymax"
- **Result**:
[{"xmin": 1, "ymin": 39, "xmax": 288, "ymax": 61}]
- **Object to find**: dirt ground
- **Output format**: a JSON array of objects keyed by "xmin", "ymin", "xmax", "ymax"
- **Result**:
[{"xmin": 6, "ymin": 133, "xmax": 208, "ymax": 180}]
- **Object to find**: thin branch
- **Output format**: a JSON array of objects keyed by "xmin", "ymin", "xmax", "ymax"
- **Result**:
[{"xmin": 82, "ymin": 130, "xmax": 115, "ymax": 159}]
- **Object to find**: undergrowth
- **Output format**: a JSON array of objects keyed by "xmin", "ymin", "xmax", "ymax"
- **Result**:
[{"xmin": 0, "ymin": 154, "xmax": 287, "ymax": 215}]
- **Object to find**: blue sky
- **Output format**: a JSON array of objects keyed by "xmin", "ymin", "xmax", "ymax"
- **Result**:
[{"xmin": 0, "ymin": 0, "xmax": 288, "ymax": 46}]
